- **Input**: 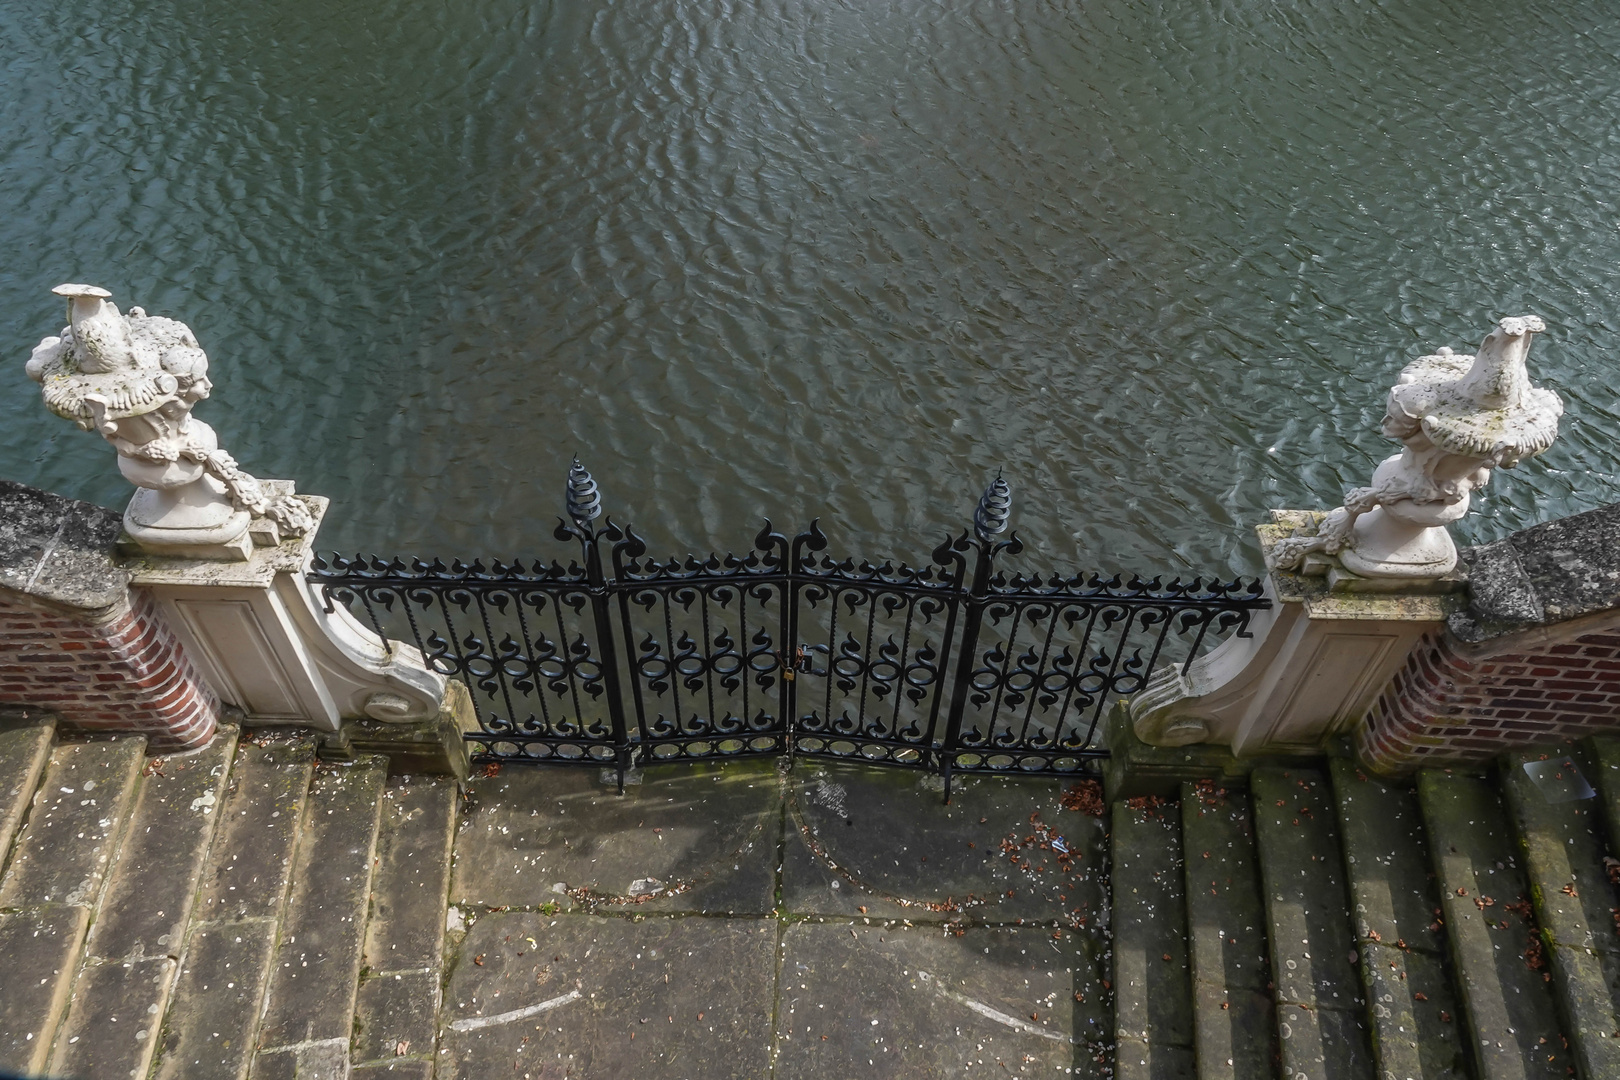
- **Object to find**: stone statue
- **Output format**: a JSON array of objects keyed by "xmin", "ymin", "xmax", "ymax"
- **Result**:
[
  {"xmin": 26, "ymin": 284, "xmax": 312, "ymax": 559},
  {"xmin": 1271, "ymin": 316, "xmax": 1562, "ymax": 580}
]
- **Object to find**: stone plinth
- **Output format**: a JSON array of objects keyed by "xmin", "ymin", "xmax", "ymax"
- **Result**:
[
  {"xmin": 0, "ymin": 480, "xmax": 218, "ymax": 751},
  {"xmin": 128, "ymin": 495, "xmax": 444, "ymax": 732},
  {"xmin": 1130, "ymin": 511, "xmax": 1461, "ymax": 757}
]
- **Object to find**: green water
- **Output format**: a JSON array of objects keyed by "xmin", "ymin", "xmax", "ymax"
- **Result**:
[{"xmin": 2, "ymin": 0, "xmax": 1617, "ymax": 575}]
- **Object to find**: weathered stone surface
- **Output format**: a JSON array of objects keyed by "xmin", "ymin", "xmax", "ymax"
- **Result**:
[
  {"xmin": 0, "ymin": 479, "xmax": 127, "ymax": 613},
  {"xmin": 1111, "ymin": 797, "xmax": 1192, "ymax": 1049},
  {"xmin": 1452, "ymin": 500, "xmax": 1620, "ymax": 640},
  {"xmin": 1415, "ymin": 768, "xmax": 1567, "ymax": 1080},
  {"xmin": 780, "ymin": 760, "xmax": 1106, "ymax": 924},
  {"xmin": 255, "ymin": 758, "xmax": 386, "ymax": 1053},
  {"xmin": 364, "ymin": 775, "xmax": 457, "ymax": 972},
  {"xmin": 439, "ymin": 911, "xmax": 776, "ymax": 1079},
  {"xmin": 1330, "ymin": 759, "xmax": 1468, "ymax": 1079},
  {"xmin": 1330, "ymin": 759, "xmax": 1447, "ymax": 953},
  {"xmin": 354, "ymin": 969, "xmax": 440, "ymax": 1064},
  {"xmin": 48, "ymin": 956, "xmax": 174, "ymax": 1079},
  {"xmin": 1114, "ymin": 1037, "xmax": 1198, "ymax": 1080},
  {"xmin": 0, "ymin": 735, "xmax": 146, "ymax": 909},
  {"xmin": 1189, "ymin": 983, "xmax": 1274, "ymax": 1080},
  {"xmin": 152, "ymin": 919, "xmax": 278, "ymax": 1080},
  {"xmin": 454, "ymin": 758, "xmax": 781, "ymax": 915},
  {"xmin": 250, "ymin": 1038, "xmax": 349, "ymax": 1080},
  {"xmin": 86, "ymin": 726, "xmax": 238, "ymax": 961},
  {"xmin": 1250, "ymin": 767, "xmax": 1373, "ymax": 1080},
  {"xmin": 1273, "ymin": 1001, "xmax": 1378, "ymax": 1080},
  {"xmin": 1357, "ymin": 943, "xmax": 1470, "ymax": 1080},
  {"xmin": 0, "ymin": 904, "xmax": 90, "ymax": 1075},
  {"xmin": 0, "ymin": 718, "xmax": 54, "ymax": 874},
  {"xmin": 774, "ymin": 920, "xmax": 1107, "ymax": 1079},
  {"xmin": 1501, "ymin": 749, "xmax": 1620, "ymax": 1077},
  {"xmin": 1179, "ymin": 783, "xmax": 1275, "ymax": 1080},
  {"xmin": 1588, "ymin": 736, "xmax": 1620, "ymax": 876},
  {"xmin": 193, "ymin": 733, "xmax": 316, "ymax": 924},
  {"xmin": 351, "ymin": 1059, "xmax": 434, "ymax": 1079}
]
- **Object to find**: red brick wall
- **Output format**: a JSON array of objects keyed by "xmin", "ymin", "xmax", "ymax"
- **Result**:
[
  {"xmin": 1359, "ymin": 620, "xmax": 1620, "ymax": 773},
  {"xmin": 0, "ymin": 588, "xmax": 219, "ymax": 752}
]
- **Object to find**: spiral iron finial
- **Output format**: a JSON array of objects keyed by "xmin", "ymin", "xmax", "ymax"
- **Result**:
[
  {"xmin": 566, "ymin": 456, "xmax": 602, "ymax": 527},
  {"xmin": 973, "ymin": 472, "xmax": 1012, "ymax": 544}
]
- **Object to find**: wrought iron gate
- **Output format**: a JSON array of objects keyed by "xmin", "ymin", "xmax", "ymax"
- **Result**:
[{"xmin": 309, "ymin": 463, "xmax": 1268, "ymax": 794}]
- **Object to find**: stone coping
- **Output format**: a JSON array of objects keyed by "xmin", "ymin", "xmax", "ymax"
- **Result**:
[
  {"xmin": 1451, "ymin": 499, "xmax": 1620, "ymax": 642},
  {"xmin": 0, "ymin": 479, "xmax": 128, "ymax": 614}
]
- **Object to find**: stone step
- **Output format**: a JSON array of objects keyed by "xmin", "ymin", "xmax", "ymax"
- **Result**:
[
  {"xmin": 1179, "ymin": 781, "xmax": 1276, "ymax": 1080},
  {"xmin": 0, "ymin": 718, "xmax": 55, "ymax": 874},
  {"xmin": 0, "ymin": 734, "xmax": 147, "ymax": 1075},
  {"xmin": 1328, "ymin": 759, "xmax": 1469, "ymax": 1080},
  {"xmin": 1500, "ymin": 747, "xmax": 1620, "ymax": 1078},
  {"xmin": 48, "ymin": 726, "xmax": 239, "ymax": 1080},
  {"xmin": 1588, "ymin": 736, "xmax": 1620, "ymax": 870},
  {"xmin": 1250, "ymin": 766, "xmax": 1375, "ymax": 1080},
  {"xmin": 253, "ymin": 755, "xmax": 388, "ymax": 1079},
  {"xmin": 152, "ymin": 732, "xmax": 319, "ymax": 1080},
  {"xmin": 1111, "ymin": 795, "xmax": 1195, "ymax": 1079},
  {"xmin": 1415, "ymin": 769, "xmax": 1567, "ymax": 1080},
  {"xmin": 353, "ymin": 775, "xmax": 459, "ymax": 1070}
]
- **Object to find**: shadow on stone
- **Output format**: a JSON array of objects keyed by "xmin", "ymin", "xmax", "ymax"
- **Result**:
[
  {"xmin": 780, "ymin": 760, "xmax": 1107, "ymax": 926},
  {"xmin": 452, "ymin": 759, "xmax": 782, "ymax": 915}
]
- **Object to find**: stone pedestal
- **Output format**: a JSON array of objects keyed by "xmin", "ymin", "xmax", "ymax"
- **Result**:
[
  {"xmin": 129, "ymin": 495, "xmax": 444, "ymax": 732},
  {"xmin": 1130, "ymin": 511, "xmax": 1464, "ymax": 757}
]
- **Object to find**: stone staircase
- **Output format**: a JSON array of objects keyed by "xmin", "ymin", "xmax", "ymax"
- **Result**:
[
  {"xmin": 0, "ymin": 720, "xmax": 457, "ymax": 1080},
  {"xmin": 1111, "ymin": 741, "xmax": 1620, "ymax": 1080}
]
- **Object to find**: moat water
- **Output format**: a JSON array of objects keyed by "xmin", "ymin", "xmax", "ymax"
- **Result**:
[{"xmin": 2, "ymin": 0, "xmax": 1618, "ymax": 575}]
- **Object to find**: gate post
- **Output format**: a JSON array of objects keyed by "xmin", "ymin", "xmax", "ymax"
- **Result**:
[
  {"xmin": 939, "ymin": 475, "xmax": 1020, "ymax": 803},
  {"xmin": 562, "ymin": 459, "xmax": 634, "ymax": 793}
]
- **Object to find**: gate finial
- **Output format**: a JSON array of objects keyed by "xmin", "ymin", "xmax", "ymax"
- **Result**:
[
  {"xmin": 566, "ymin": 457, "xmax": 603, "ymax": 528},
  {"xmin": 973, "ymin": 472, "xmax": 1012, "ymax": 544}
]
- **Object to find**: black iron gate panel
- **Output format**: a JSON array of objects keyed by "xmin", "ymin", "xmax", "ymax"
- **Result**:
[{"xmin": 309, "ymin": 463, "xmax": 1267, "ymax": 791}]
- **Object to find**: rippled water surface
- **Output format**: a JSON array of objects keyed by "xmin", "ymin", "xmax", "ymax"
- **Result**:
[{"xmin": 3, "ymin": 0, "xmax": 1618, "ymax": 574}]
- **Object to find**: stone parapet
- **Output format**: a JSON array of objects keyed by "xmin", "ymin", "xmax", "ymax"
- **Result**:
[{"xmin": 0, "ymin": 480, "xmax": 218, "ymax": 751}]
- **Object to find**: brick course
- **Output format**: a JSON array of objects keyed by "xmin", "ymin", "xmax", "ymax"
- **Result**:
[
  {"xmin": 0, "ymin": 589, "xmax": 218, "ymax": 751},
  {"xmin": 1359, "ymin": 618, "xmax": 1620, "ymax": 773}
]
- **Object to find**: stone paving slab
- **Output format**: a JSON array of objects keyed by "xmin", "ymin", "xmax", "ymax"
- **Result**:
[
  {"xmin": 0, "ymin": 719, "xmax": 53, "ymax": 873},
  {"xmin": 1110, "ymin": 797, "xmax": 1191, "ymax": 1050},
  {"xmin": 780, "ymin": 761, "xmax": 1107, "ymax": 925},
  {"xmin": 453, "ymin": 760, "xmax": 782, "ymax": 915},
  {"xmin": 0, "ymin": 734, "xmax": 145, "ymax": 908},
  {"xmin": 1114, "ymin": 1038, "xmax": 1197, "ymax": 1080},
  {"xmin": 355, "ymin": 969, "xmax": 441, "ymax": 1064},
  {"xmin": 152, "ymin": 919, "xmax": 278, "ymax": 1080},
  {"xmin": 0, "ymin": 904, "xmax": 89, "ymax": 1075},
  {"xmin": 775, "ymin": 919, "xmax": 1107, "ymax": 1079},
  {"xmin": 47, "ymin": 955, "xmax": 174, "ymax": 1080},
  {"xmin": 193, "ymin": 733, "xmax": 317, "ymax": 924},
  {"xmin": 364, "ymin": 774, "xmax": 458, "ymax": 971},
  {"xmin": 1415, "ymin": 768, "xmax": 1568, "ymax": 1080},
  {"xmin": 256, "ymin": 758, "xmax": 386, "ymax": 1053},
  {"xmin": 1502, "ymin": 748, "xmax": 1620, "ymax": 1077},
  {"xmin": 85, "ymin": 727, "xmax": 238, "ymax": 961},
  {"xmin": 1251, "ymin": 767, "xmax": 1374, "ymax": 1080},
  {"xmin": 439, "ymin": 910, "xmax": 777, "ymax": 1079},
  {"xmin": 352, "ymin": 1060, "xmax": 434, "ymax": 1079}
]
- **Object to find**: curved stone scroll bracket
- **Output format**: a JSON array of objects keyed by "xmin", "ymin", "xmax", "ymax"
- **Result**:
[
  {"xmin": 1130, "ymin": 514, "xmax": 1456, "ymax": 755},
  {"xmin": 130, "ymin": 495, "xmax": 445, "ymax": 731}
]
